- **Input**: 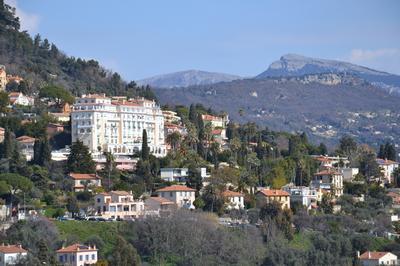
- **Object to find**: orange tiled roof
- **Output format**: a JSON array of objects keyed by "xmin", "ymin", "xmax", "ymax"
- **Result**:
[
  {"xmin": 377, "ymin": 158, "xmax": 399, "ymax": 165},
  {"xmin": 16, "ymin": 135, "xmax": 36, "ymax": 143},
  {"xmin": 156, "ymin": 185, "xmax": 196, "ymax": 192},
  {"xmin": 0, "ymin": 244, "xmax": 27, "ymax": 253},
  {"xmin": 69, "ymin": 173, "xmax": 99, "ymax": 180},
  {"xmin": 222, "ymin": 190, "xmax": 244, "ymax": 197},
  {"xmin": 257, "ymin": 189, "xmax": 289, "ymax": 197},
  {"xmin": 314, "ymin": 170, "xmax": 341, "ymax": 176},
  {"xmin": 149, "ymin": 196, "xmax": 175, "ymax": 205},
  {"xmin": 8, "ymin": 92, "xmax": 21, "ymax": 97},
  {"xmin": 57, "ymin": 244, "xmax": 97, "ymax": 253},
  {"xmin": 359, "ymin": 251, "xmax": 391, "ymax": 260}
]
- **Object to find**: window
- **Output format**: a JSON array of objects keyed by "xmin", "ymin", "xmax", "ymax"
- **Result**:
[
  {"xmin": 59, "ymin": 256, "xmax": 63, "ymax": 262},
  {"xmin": 97, "ymin": 198, "xmax": 100, "ymax": 203},
  {"xmin": 92, "ymin": 254, "xmax": 96, "ymax": 260},
  {"xmin": 170, "ymin": 192, "xmax": 173, "ymax": 197},
  {"xmin": 124, "ymin": 205, "xmax": 129, "ymax": 211},
  {"xmin": 80, "ymin": 255, "xmax": 83, "ymax": 261},
  {"xmin": 86, "ymin": 255, "xmax": 89, "ymax": 260}
]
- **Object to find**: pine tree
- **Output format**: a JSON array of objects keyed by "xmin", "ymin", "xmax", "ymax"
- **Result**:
[
  {"xmin": 67, "ymin": 140, "xmax": 96, "ymax": 173},
  {"xmin": 41, "ymin": 137, "xmax": 51, "ymax": 166},
  {"xmin": 0, "ymin": 128, "xmax": 13, "ymax": 159},
  {"xmin": 189, "ymin": 104, "xmax": 197, "ymax": 124},
  {"xmin": 141, "ymin": 129, "xmax": 149, "ymax": 160}
]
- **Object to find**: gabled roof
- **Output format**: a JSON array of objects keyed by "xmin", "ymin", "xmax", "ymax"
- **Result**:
[
  {"xmin": 57, "ymin": 244, "xmax": 97, "ymax": 253},
  {"xmin": 156, "ymin": 185, "xmax": 196, "ymax": 192},
  {"xmin": 0, "ymin": 244, "xmax": 27, "ymax": 254},
  {"xmin": 314, "ymin": 170, "xmax": 341, "ymax": 176},
  {"xmin": 16, "ymin": 135, "xmax": 36, "ymax": 143},
  {"xmin": 377, "ymin": 158, "xmax": 399, "ymax": 165},
  {"xmin": 257, "ymin": 189, "xmax": 289, "ymax": 197},
  {"xmin": 148, "ymin": 196, "xmax": 175, "ymax": 205},
  {"xmin": 359, "ymin": 251, "xmax": 393, "ymax": 260},
  {"xmin": 68, "ymin": 173, "xmax": 99, "ymax": 180},
  {"xmin": 222, "ymin": 190, "xmax": 244, "ymax": 197}
]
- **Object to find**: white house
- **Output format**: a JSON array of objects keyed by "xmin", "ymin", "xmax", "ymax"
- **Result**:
[
  {"xmin": 156, "ymin": 185, "xmax": 196, "ymax": 209},
  {"xmin": 160, "ymin": 168, "xmax": 188, "ymax": 182},
  {"xmin": 57, "ymin": 244, "xmax": 97, "ymax": 266},
  {"xmin": 16, "ymin": 135, "xmax": 35, "ymax": 161},
  {"xmin": 0, "ymin": 244, "xmax": 27, "ymax": 266},
  {"xmin": 67, "ymin": 173, "xmax": 102, "ymax": 192},
  {"xmin": 8, "ymin": 92, "xmax": 34, "ymax": 106},
  {"xmin": 282, "ymin": 185, "xmax": 319, "ymax": 209},
  {"xmin": 359, "ymin": 251, "xmax": 397, "ymax": 266},
  {"xmin": 222, "ymin": 190, "xmax": 245, "ymax": 209},
  {"xmin": 340, "ymin": 168, "xmax": 359, "ymax": 182},
  {"xmin": 94, "ymin": 191, "xmax": 144, "ymax": 220},
  {"xmin": 144, "ymin": 196, "xmax": 176, "ymax": 216},
  {"xmin": 376, "ymin": 159, "xmax": 399, "ymax": 184}
]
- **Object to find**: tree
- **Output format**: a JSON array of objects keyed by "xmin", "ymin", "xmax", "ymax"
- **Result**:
[
  {"xmin": 67, "ymin": 140, "xmax": 96, "ymax": 173},
  {"xmin": 337, "ymin": 135, "xmax": 357, "ymax": 157},
  {"xmin": 186, "ymin": 167, "xmax": 203, "ymax": 194},
  {"xmin": 66, "ymin": 195, "xmax": 79, "ymax": 217},
  {"xmin": 110, "ymin": 236, "xmax": 141, "ymax": 266},
  {"xmin": 166, "ymin": 132, "xmax": 181, "ymax": 152},
  {"xmin": 0, "ymin": 173, "xmax": 33, "ymax": 194},
  {"xmin": 141, "ymin": 129, "xmax": 149, "ymax": 160},
  {"xmin": 33, "ymin": 137, "xmax": 51, "ymax": 166},
  {"xmin": 39, "ymin": 85, "xmax": 74, "ymax": 107},
  {"xmin": 378, "ymin": 142, "xmax": 397, "ymax": 161},
  {"xmin": 0, "ymin": 127, "xmax": 13, "ymax": 159},
  {"xmin": 0, "ymin": 91, "xmax": 8, "ymax": 112}
]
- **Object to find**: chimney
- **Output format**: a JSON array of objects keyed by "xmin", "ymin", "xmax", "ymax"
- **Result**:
[
  {"xmin": 356, "ymin": 251, "xmax": 360, "ymax": 258},
  {"xmin": 368, "ymin": 251, "xmax": 371, "ymax": 259}
]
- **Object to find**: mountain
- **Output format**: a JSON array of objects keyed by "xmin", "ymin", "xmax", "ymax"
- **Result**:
[
  {"xmin": 155, "ymin": 73, "xmax": 400, "ymax": 147},
  {"xmin": 256, "ymin": 54, "xmax": 400, "ymax": 94},
  {"xmin": 137, "ymin": 70, "xmax": 241, "ymax": 88}
]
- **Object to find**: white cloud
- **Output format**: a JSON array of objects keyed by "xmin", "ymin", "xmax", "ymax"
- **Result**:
[
  {"xmin": 346, "ymin": 48, "xmax": 400, "ymax": 74},
  {"xmin": 4, "ymin": 0, "xmax": 40, "ymax": 32}
]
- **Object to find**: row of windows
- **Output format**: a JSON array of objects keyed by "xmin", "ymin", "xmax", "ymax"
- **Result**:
[{"xmin": 59, "ymin": 253, "xmax": 96, "ymax": 263}]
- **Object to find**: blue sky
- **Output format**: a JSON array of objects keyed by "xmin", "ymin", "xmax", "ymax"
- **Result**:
[{"xmin": 5, "ymin": 0, "xmax": 400, "ymax": 80}]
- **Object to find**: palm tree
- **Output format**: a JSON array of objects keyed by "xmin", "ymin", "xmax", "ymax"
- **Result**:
[{"xmin": 166, "ymin": 132, "xmax": 181, "ymax": 152}]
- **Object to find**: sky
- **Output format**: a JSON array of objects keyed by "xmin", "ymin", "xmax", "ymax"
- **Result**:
[{"xmin": 5, "ymin": 0, "xmax": 400, "ymax": 80}]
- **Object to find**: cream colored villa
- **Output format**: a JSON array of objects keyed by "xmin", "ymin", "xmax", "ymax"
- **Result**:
[
  {"xmin": 94, "ymin": 191, "xmax": 144, "ymax": 220},
  {"xmin": 57, "ymin": 244, "xmax": 97, "ymax": 266}
]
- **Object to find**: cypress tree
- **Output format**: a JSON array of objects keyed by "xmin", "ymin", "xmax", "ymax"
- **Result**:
[
  {"xmin": 41, "ymin": 137, "xmax": 51, "ymax": 166},
  {"xmin": 141, "ymin": 129, "xmax": 149, "ymax": 160},
  {"xmin": 0, "ymin": 128, "xmax": 13, "ymax": 159},
  {"xmin": 67, "ymin": 140, "xmax": 96, "ymax": 173}
]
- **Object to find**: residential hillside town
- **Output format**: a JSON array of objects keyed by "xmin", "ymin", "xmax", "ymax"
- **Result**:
[{"xmin": 1, "ymin": 2, "xmax": 400, "ymax": 265}]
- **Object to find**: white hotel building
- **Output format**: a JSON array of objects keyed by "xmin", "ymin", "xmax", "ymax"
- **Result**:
[{"xmin": 71, "ymin": 94, "xmax": 166, "ymax": 157}]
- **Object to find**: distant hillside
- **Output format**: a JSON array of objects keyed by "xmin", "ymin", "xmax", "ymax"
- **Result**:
[
  {"xmin": 0, "ymin": 2, "xmax": 156, "ymax": 99},
  {"xmin": 256, "ymin": 54, "xmax": 400, "ymax": 94},
  {"xmin": 155, "ymin": 73, "xmax": 400, "ymax": 147},
  {"xmin": 137, "ymin": 70, "xmax": 241, "ymax": 88}
]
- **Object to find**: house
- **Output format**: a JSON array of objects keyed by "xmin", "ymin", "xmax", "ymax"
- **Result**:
[
  {"xmin": 8, "ymin": 92, "xmax": 34, "ymax": 106},
  {"xmin": 311, "ymin": 155, "xmax": 350, "ymax": 169},
  {"xmin": 162, "ymin": 110, "xmax": 181, "ymax": 124},
  {"xmin": 358, "ymin": 251, "xmax": 397, "ymax": 266},
  {"xmin": 16, "ymin": 135, "xmax": 35, "ymax": 161},
  {"xmin": 156, "ymin": 185, "xmax": 196, "ymax": 209},
  {"xmin": 256, "ymin": 189, "xmax": 290, "ymax": 209},
  {"xmin": 164, "ymin": 123, "xmax": 187, "ymax": 138},
  {"xmin": 144, "ymin": 196, "xmax": 176, "ymax": 216},
  {"xmin": 57, "ymin": 244, "xmax": 97, "ymax": 266},
  {"xmin": 67, "ymin": 173, "xmax": 101, "ymax": 192},
  {"xmin": 0, "ymin": 66, "xmax": 6, "ymax": 91},
  {"xmin": 0, "ymin": 127, "xmax": 4, "ymax": 143},
  {"xmin": 0, "ymin": 244, "xmax": 27, "ymax": 266},
  {"xmin": 222, "ymin": 190, "xmax": 245, "ymax": 209},
  {"xmin": 311, "ymin": 170, "xmax": 343, "ymax": 197},
  {"xmin": 50, "ymin": 112, "xmax": 71, "ymax": 122},
  {"xmin": 46, "ymin": 123, "xmax": 64, "ymax": 136},
  {"xmin": 94, "ymin": 191, "xmax": 144, "ymax": 220},
  {"xmin": 160, "ymin": 168, "xmax": 188, "ymax": 182},
  {"xmin": 377, "ymin": 158, "xmax": 399, "ymax": 184},
  {"xmin": 340, "ymin": 167, "xmax": 359, "ymax": 182},
  {"xmin": 201, "ymin": 114, "xmax": 229, "ymax": 140},
  {"xmin": 282, "ymin": 184, "xmax": 319, "ymax": 209}
]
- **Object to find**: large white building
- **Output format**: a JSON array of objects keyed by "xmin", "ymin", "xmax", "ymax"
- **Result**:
[
  {"xmin": 0, "ymin": 244, "xmax": 27, "ymax": 266},
  {"xmin": 71, "ymin": 94, "xmax": 166, "ymax": 157}
]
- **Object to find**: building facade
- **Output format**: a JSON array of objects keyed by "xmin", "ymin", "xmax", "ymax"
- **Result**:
[
  {"xmin": 57, "ymin": 244, "xmax": 97, "ymax": 266},
  {"xmin": 156, "ymin": 185, "xmax": 196, "ymax": 209},
  {"xmin": 94, "ymin": 191, "xmax": 144, "ymax": 220},
  {"xmin": 377, "ymin": 159, "xmax": 399, "ymax": 184},
  {"xmin": 144, "ymin": 196, "xmax": 176, "ymax": 217},
  {"xmin": 282, "ymin": 184, "xmax": 320, "ymax": 209},
  {"xmin": 311, "ymin": 170, "xmax": 344, "ymax": 197},
  {"xmin": 256, "ymin": 189, "xmax": 290, "ymax": 209},
  {"xmin": 0, "ymin": 244, "xmax": 27, "ymax": 266},
  {"xmin": 71, "ymin": 94, "xmax": 166, "ymax": 157},
  {"xmin": 67, "ymin": 173, "xmax": 102, "ymax": 192},
  {"xmin": 222, "ymin": 190, "xmax": 245, "ymax": 209},
  {"xmin": 359, "ymin": 251, "xmax": 397, "ymax": 266}
]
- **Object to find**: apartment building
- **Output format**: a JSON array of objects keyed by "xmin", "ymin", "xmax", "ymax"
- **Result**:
[
  {"xmin": 71, "ymin": 94, "xmax": 166, "ymax": 157},
  {"xmin": 311, "ymin": 170, "xmax": 344, "ymax": 197},
  {"xmin": 94, "ymin": 191, "xmax": 144, "ymax": 220}
]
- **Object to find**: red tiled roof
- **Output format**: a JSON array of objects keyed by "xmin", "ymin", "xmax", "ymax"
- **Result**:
[
  {"xmin": 359, "ymin": 251, "xmax": 391, "ymax": 260},
  {"xmin": 222, "ymin": 190, "xmax": 244, "ymax": 197},
  {"xmin": 156, "ymin": 185, "xmax": 196, "ymax": 192},
  {"xmin": 68, "ymin": 173, "xmax": 99, "ymax": 180},
  {"xmin": 377, "ymin": 158, "xmax": 399, "ymax": 165},
  {"xmin": 212, "ymin": 129, "xmax": 222, "ymax": 135},
  {"xmin": 16, "ymin": 135, "xmax": 36, "ymax": 143},
  {"xmin": 0, "ymin": 244, "xmax": 27, "ymax": 253},
  {"xmin": 314, "ymin": 170, "xmax": 341, "ymax": 176},
  {"xmin": 57, "ymin": 244, "xmax": 97, "ymax": 253},
  {"xmin": 314, "ymin": 156, "xmax": 333, "ymax": 162},
  {"xmin": 8, "ymin": 92, "xmax": 21, "ymax": 97},
  {"xmin": 201, "ymin": 114, "xmax": 221, "ymax": 121},
  {"xmin": 257, "ymin": 189, "xmax": 289, "ymax": 197},
  {"xmin": 148, "ymin": 196, "xmax": 175, "ymax": 205}
]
